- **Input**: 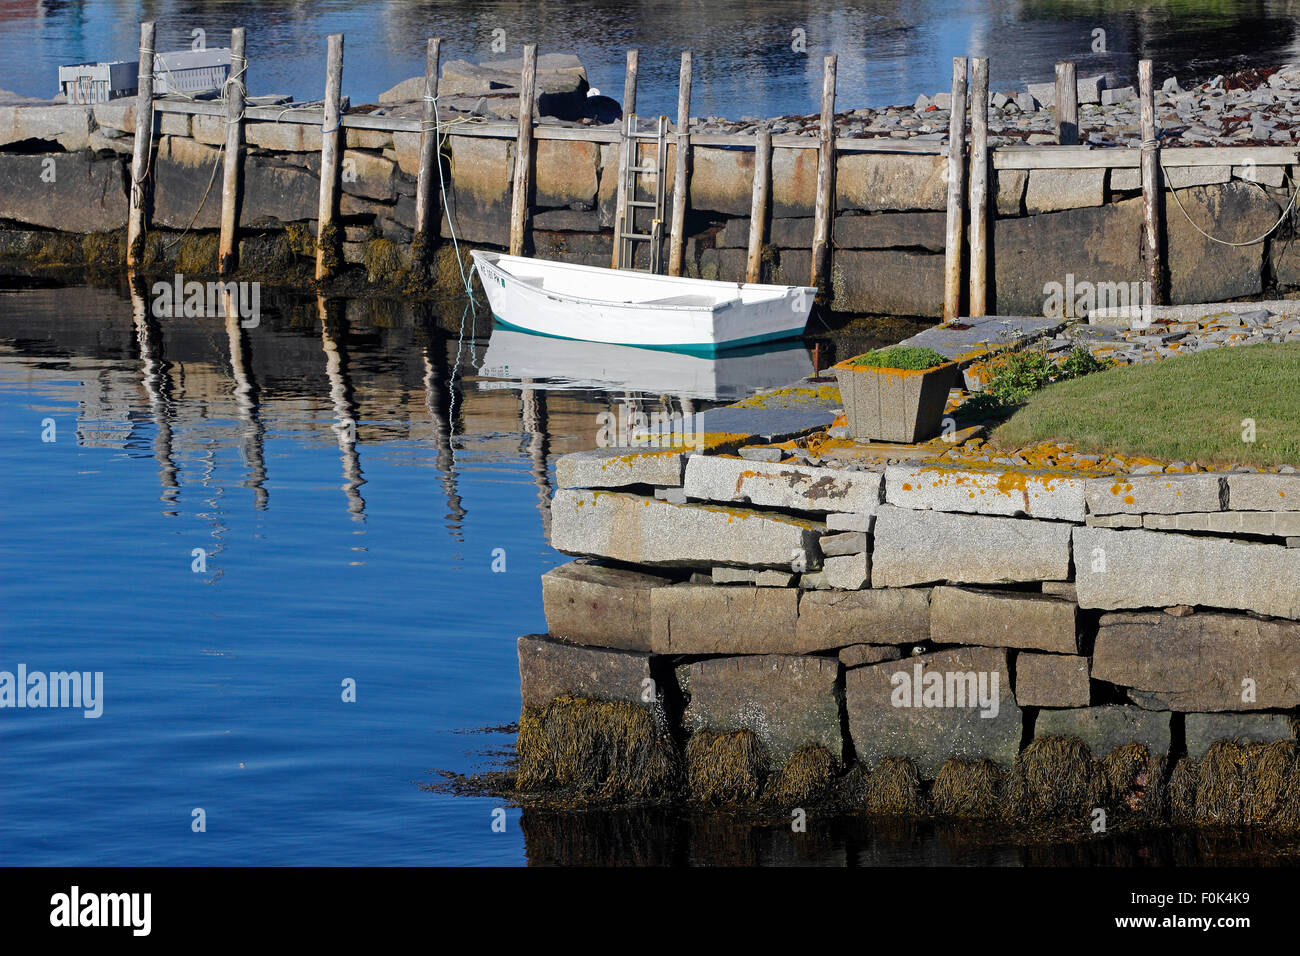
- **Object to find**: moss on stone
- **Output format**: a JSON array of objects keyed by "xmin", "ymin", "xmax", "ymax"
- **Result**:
[
  {"xmin": 686, "ymin": 728, "xmax": 768, "ymax": 804},
  {"xmin": 1004, "ymin": 736, "xmax": 1106, "ymax": 822},
  {"xmin": 931, "ymin": 758, "xmax": 1006, "ymax": 817},
  {"xmin": 844, "ymin": 756, "xmax": 925, "ymax": 816},
  {"xmin": 763, "ymin": 744, "xmax": 838, "ymax": 806},
  {"xmin": 514, "ymin": 694, "xmax": 681, "ymax": 802},
  {"xmin": 175, "ymin": 233, "xmax": 219, "ymax": 274}
]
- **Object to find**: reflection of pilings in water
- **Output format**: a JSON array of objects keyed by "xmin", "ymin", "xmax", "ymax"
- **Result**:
[
  {"xmin": 520, "ymin": 381, "xmax": 551, "ymax": 537},
  {"xmin": 193, "ymin": 437, "xmax": 227, "ymax": 581},
  {"xmin": 317, "ymin": 296, "xmax": 366, "ymax": 522},
  {"xmin": 421, "ymin": 336, "xmax": 465, "ymax": 541},
  {"xmin": 222, "ymin": 295, "xmax": 268, "ymax": 510},
  {"xmin": 128, "ymin": 273, "xmax": 179, "ymax": 506}
]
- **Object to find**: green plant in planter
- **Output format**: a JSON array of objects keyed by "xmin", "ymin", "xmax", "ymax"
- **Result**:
[
  {"xmin": 848, "ymin": 346, "xmax": 950, "ymax": 371},
  {"xmin": 833, "ymin": 346, "xmax": 957, "ymax": 443}
]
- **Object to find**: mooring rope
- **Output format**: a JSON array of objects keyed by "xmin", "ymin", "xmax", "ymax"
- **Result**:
[
  {"xmin": 1162, "ymin": 162, "xmax": 1300, "ymax": 247},
  {"xmin": 1141, "ymin": 133, "xmax": 1300, "ymax": 246}
]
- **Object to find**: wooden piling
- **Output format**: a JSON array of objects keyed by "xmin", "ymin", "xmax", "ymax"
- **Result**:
[
  {"xmin": 1139, "ymin": 59, "xmax": 1166, "ymax": 305},
  {"xmin": 414, "ymin": 37, "xmax": 442, "ymax": 254},
  {"xmin": 746, "ymin": 127, "xmax": 771, "ymax": 284},
  {"xmin": 968, "ymin": 57, "xmax": 989, "ymax": 316},
  {"xmin": 611, "ymin": 113, "xmax": 631, "ymax": 269},
  {"xmin": 942, "ymin": 56, "xmax": 968, "ymax": 322},
  {"xmin": 126, "ymin": 20, "xmax": 156, "ymax": 267},
  {"xmin": 1055, "ymin": 61, "xmax": 1078, "ymax": 145},
  {"xmin": 315, "ymin": 33, "xmax": 344, "ymax": 281},
  {"xmin": 509, "ymin": 43, "xmax": 537, "ymax": 257},
  {"xmin": 810, "ymin": 54, "xmax": 837, "ymax": 296},
  {"xmin": 623, "ymin": 49, "xmax": 639, "ymax": 117},
  {"xmin": 218, "ymin": 27, "xmax": 247, "ymax": 276},
  {"xmin": 667, "ymin": 51, "xmax": 692, "ymax": 277}
]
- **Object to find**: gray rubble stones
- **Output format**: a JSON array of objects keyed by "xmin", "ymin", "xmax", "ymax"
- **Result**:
[
  {"xmin": 840, "ymin": 644, "xmax": 904, "ymax": 668},
  {"xmin": 1025, "ymin": 168, "xmax": 1106, "ymax": 214},
  {"xmin": 1141, "ymin": 511, "xmax": 1300, "ymax": 536},
  {"xmin": 823, "ymin": 552, "xmax": 871, "ymax": 589},
  {"xmin": 681, "ymin": 655, "xmax": 842, "ymax": 767},
  {"xmin": 1086, "ymin": 513, "xmax": 1144, "ymax": 528},
  {"xmin": 1026, "ymin": 82, "xmax": 1055, "ymax": 108},
  {"xmin": 541, "ymin": 560, "xmax": 674, "ymax": 651},
  {"xmin": 1093, "ymin": 611, "xmax": 1300, "ymax": 710},
  {"xmin": 819, "ymin": 531, "xmax": 868, "ymax": 556},
  {"xmin": 1184, "ymin": 713, "xmax": 1296, "ymax": 759},
  {"xmin": 871, "ymin": 505, "xmax": 1073, "ymax": 587},
  {"xmin": 1163, "ymin": 165, "xmax": 1231, "ymax": 189},
  {"xmin": 557, "ymin": 448, "xmax": 685, "ymax": 489},
  {"xmin": 517, "ymin": 634, "xmax": 653, "ymax": 709},
  {"xmin": 1074, "ymin": 526, "xmax": 1300, "ymax": 620},
  {"xmin": 683, "ymin": 453, "xmax": 883, "ymax": 513},
  {"xmin": 1227, "ymin": 474, "xmax": 1300, "ymax": 511},
  {"xmin": 930, "ymin": 586, "xmax": 1079, "ymax": 653},
  {"xmin": 649, "ymin": 584, "xmax": 798, "ymax": 654},
  {"xmin": 1015, "ymin": 653, "xmax": 1091, "ymax": 707},
  {"xmin": 1034, "ymin": 705, "xmax": 1171, "ymax": 756},
  {"xmin": 1083, "ymin": 474, "xmax": 1226, "ymax": 514},
  {"xmin": 551, "ymin": 489, "xmax": 823, "ymax": 570},
  {"xmin": 846, "ymin": 646, "xmax": 1022, "ymax": 777},
  {"xmin": 885, "ymin": 464, "xmax": 1086, "ymax": 521},
  {"xmin": 1100, "ymin": 86, "xmax": 1137, "ymax": 106},
  {"xmin": 825, "ymin": 512, "xmax": 875, "ymax": 533},
  {"xmin": 794, "ymin": 587, "xmax": 932, "ymax": 651}
]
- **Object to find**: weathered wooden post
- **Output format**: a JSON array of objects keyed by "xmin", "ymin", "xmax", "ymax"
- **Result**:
[
  {"xmin": 315, "ymin": 33, "xmax": 344, "ymax": 281},
  {"xmin": 623, "ymin": 49, "xmax": 639, "ymax": 117},
  {"xmin": 1055, "ymin": 61, "xmax": 1078, "ymax": 145},
  {"xmin": 126, "ymin": 20, "xmax": 156, "ymax": 267},
  {"xmin": 667, "ymin": 51, "xmax": 692, "ymax": 277},
  {"xmin": 969, "ymin": 57, "xmax": 990, "ymax": 316},
  {"xmin": 810, "ymin": 54, "xmax": 837, "ymax": 296},
  {"xmin": 746, "ymin": 127, "xmax": 772, "ymax": 284},
  {"xmin": 218, "ymin": 27, "xmax": 247, "ymax": 276},
  {"xmin": 942, "ymin": 56, "xmax": 968, "ymax": 321},
  {"xmin": 1139, "ymin": 59, "xmax": 1166, "ymax": 305},
  {"xmin": 414, "ymin": 37, "xmax": 442, "ymax": 258},
  {"xmin": 611, "ymin": 112, "xmax": 631, "ymax": 269},
  {"xmin": 509, "ymin": 44, "xmax": 538, "ymax": 258}
]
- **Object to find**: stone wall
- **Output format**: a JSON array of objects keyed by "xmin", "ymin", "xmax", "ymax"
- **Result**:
[
  {"xmin": 519, "ymin": 383, "xmax": 1300, "ymax": 824},
  {"xmin": 2, "ymin": 98, "xmax": 1299, "ymax": 316}
]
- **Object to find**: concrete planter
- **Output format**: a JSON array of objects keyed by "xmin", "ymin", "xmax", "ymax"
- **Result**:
[{"xmin": 831, "ymin": 356, "xmax": 958, "ymax": 443}]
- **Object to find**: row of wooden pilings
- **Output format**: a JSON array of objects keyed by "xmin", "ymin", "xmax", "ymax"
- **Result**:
[{"xmin": 121, "ymin": 21, "xmax": 1168, "ymax": 317}]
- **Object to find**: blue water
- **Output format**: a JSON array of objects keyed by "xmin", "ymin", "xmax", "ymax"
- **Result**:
[
  {"xmin": 4, "ymin": 1, "xmax": 1300, "ymax": 119},
  {"xmin": 0, "ymin": 283, "xmax": 613, "ymax": 865}
]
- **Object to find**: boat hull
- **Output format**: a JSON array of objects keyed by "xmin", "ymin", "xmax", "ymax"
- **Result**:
[{"xmin": 472, "ymin": 251, "xmax": 813, "ymax": 355}]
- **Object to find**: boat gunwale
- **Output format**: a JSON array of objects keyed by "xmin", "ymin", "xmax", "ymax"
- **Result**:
[{"xmin": 471, "ymin": 250, "xmax": 817, "ymax": 313}]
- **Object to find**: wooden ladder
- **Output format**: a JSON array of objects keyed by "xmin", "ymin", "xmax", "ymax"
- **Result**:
[{"xmin": 613, "ymin": 113, "xmax": 669, "ymax": 273}]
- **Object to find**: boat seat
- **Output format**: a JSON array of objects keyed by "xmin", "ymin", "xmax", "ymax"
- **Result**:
[
  {"xmin": 513, "ymin": 276, "xmax": 545, "ymax": 288},
  {"xmin": 642, "ymin": 293, "xmax": 719, "ymax": 307}
]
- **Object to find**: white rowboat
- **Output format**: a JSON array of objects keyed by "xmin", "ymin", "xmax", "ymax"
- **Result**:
[{"xmin": 471, "ymin": 251, "xmax": 816, "ymax": 355}]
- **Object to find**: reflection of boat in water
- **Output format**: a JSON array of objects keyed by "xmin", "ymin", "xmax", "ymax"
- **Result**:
[
  {"xmin": 471, "ymin": 251, "xmax": 815, "ymax": 354},
  {"xmin": 476, "ymin": 327, "xmax": 813, "ymax": 402}
]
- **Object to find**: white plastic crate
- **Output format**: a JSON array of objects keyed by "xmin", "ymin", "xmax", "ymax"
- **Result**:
[
  {"xmin": 151, "ymin": 48, "xmax": 232, "ymax": 96},
  {"xmin": 57, "ymin": 48, "xmax": 232, "ymax": 104},
  {"xmin": 58, "ymin": 59, "xmax": 138, "ymax": 104}
]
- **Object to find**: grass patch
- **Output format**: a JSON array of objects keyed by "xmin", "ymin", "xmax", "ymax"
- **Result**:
[
  {"xmin": 991, "ymin": 343, "xmax": 1300, "ymax": 467},
  {"xmin": 847, "ymin": 345, "xmax": 949, "ymax": 371}
]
